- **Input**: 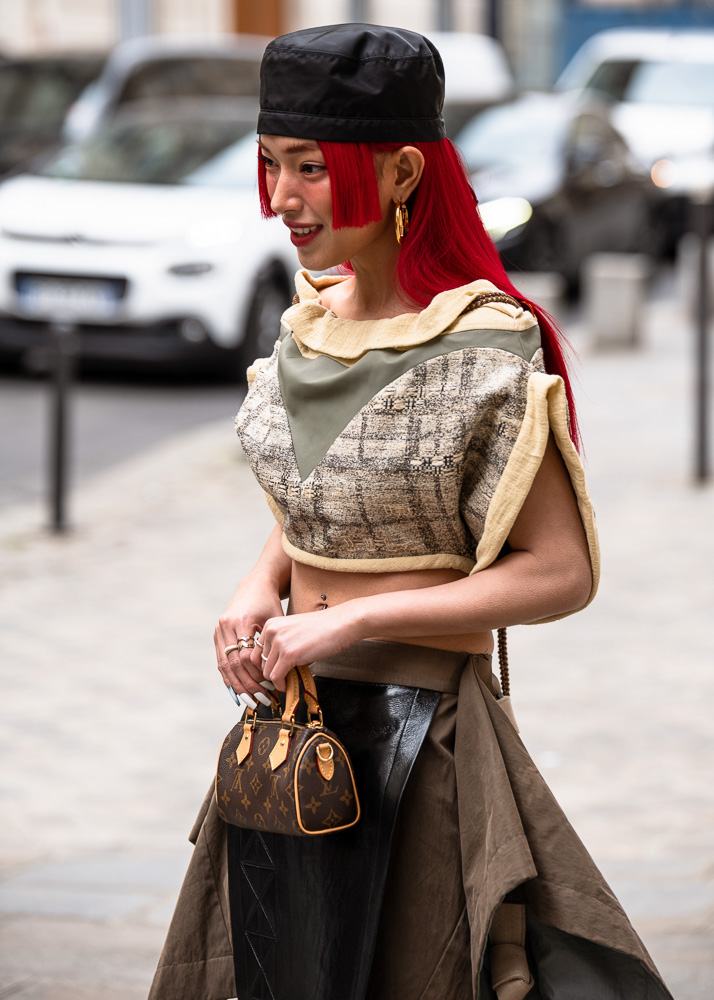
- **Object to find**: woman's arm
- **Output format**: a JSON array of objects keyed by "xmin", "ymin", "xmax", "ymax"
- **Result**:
[
  {"xmin": 252, "ymin": 437, "xmax": 593, "ymax": 688},
  {"xmin": 214, "ymin": 522, "xmax": 291, "ymax": 701}
]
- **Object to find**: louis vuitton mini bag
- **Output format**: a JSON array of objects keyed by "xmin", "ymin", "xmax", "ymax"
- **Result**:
[{"xmin": 216, "ymin": 664, "xmax": 360, "ymax": 836}]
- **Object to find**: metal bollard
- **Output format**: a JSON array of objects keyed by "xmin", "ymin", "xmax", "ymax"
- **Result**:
[
  {"xmin": 675, "ymin": 232, "xmax": 714, "ymax": 317},
  {"xmin": 47, "ymin": 320, "xmax": 79, "ymax": 532},
  {"xmin": 582, "ymin": 253, "xmax": 652, "ymax": 350},
  {"xmin": 691, "ymin": 191, "xmax": 711, "ymax": 484}
]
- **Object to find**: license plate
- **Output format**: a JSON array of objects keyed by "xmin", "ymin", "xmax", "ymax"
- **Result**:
[{"xmin": 15, "ymin": 275, "xmax": 123, "ymax": 320}]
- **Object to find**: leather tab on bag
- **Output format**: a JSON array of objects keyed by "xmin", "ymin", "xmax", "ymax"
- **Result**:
[
  {"xmin": 269, "ymin": 727, "xmax": 292, "ymax": 770},
  {"xmin": 316, "ymin": 741, "xmax": 335, "ymax": 781},
  {"xmin": 236, "ymin": 719, "xmax": 255, "ymax": 765}
]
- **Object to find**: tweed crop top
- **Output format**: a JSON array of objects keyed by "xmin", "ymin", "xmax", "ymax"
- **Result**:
[{"xmin": 235, "ymin": 270, "xmax": 600, "ymax": 623}]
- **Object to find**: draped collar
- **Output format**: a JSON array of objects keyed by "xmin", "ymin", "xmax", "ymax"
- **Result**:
[{"xmin": 280, "ymin": 269, "xmax": 537, "ymax": 364}]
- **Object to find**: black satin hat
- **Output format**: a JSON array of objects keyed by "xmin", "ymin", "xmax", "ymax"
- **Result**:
[{"xmin": 258, "ymin": 23, "xmax": 446, "ymax": 142}]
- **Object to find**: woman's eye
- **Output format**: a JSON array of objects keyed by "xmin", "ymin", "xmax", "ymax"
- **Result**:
[
  {"xmin": 259, "ymin": 155, "xmax": 277, "ymax": 168},
  {"xmin": 302, "ymin": 163, "xmax": 326, "ymax": 175}
]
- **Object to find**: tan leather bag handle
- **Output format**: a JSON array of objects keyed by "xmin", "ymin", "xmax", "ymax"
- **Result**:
[{"xmin": 281, "ymin": 665, "xmax": 322, "ymax": 727}]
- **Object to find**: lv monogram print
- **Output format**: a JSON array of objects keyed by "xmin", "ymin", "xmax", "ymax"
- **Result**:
[{"xmin": 216, "ymin": 719, "xmax": 360, "ymax": 837}]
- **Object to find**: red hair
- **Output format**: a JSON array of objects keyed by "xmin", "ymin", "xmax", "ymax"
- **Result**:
[{"xmin": 258, "ymin": 138, "xmax": 580, "ymax": 448}]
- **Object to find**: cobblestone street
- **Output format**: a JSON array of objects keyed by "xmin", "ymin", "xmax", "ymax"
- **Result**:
[{"xmin": 0, "ymin": 287, "xmax": 712, "ymax": 999}]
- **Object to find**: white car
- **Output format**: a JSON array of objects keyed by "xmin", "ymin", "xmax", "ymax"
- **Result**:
[
  {"xmin": 0, "ymin": 101, "xmax": 298, "ymax": 375},
  {"xmin": 557, "ymin": 27, "xmax": 714, "ymax": 246},
  {"xmin": 62, "ymin": 34, "xmax": 267, "ymax": 143}
]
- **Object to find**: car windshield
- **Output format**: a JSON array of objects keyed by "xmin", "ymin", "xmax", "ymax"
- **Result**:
[
  {"xmin": 32, "ymin": 116, "xmax": 259, "ymax": 186},
  {"xmin": 584, "ymin": 58, "xmax": 714, "ymax": 107},
  {"xmin": 627, "ymin": 60, "xmax": 714, "ymax": 106},
  {"xmin": 0, "ymin": 58, "xmax": 104, "ymax": 130},
  {"xmin": 455, "ymin": 100, "xmax": 565, "ymax": 171},
  {"xmin": 116, "ymin": 57, "xmax": 261, "ymax": 105}
]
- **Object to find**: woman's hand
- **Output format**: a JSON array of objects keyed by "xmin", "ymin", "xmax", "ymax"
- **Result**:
[
  {"xmin": 214, "ymin": 575, "xmax": 285, "ymax": 706},
  {"xmin": 249, "ymin": 604, "xmax": 362, "ymax": 691}
]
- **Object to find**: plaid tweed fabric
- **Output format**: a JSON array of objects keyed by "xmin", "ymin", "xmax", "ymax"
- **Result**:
[{"xmin": 235, "ymin": 336, "xmax": 546, "ymax": 575}]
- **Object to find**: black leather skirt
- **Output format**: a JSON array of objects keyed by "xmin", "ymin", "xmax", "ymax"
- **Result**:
[{"xmin": 226, "ymin": 640, "xmax": 475, "ymax": 1000}]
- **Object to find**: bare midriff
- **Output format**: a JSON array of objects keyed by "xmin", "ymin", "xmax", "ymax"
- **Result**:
[{"xmin": 288, "ymin": 560, "xmax": 494, "ymax": 655}]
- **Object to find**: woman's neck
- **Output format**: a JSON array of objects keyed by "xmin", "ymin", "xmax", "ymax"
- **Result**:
[{"xmin": 319, "ymin": 242, "xmax": 420, "ymax": 321}]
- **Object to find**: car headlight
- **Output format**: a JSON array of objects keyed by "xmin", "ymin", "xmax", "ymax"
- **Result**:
[
  {"xmin": 185, "ymin": 219, "xmax": 242, "ymax": 249},
  {"xmin": 478, "ymin": 197, "xmax": 533, "ymax": 242}
]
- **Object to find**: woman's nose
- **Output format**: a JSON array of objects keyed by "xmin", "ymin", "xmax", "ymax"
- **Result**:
[{"xmin": 270, "ymin": 171, "xmax": 301, "ymax": 216}]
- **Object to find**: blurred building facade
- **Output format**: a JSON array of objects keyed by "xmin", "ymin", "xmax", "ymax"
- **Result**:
[
  {"xmin": 0, "ymin": 0, "xmax": 489, "ymax": 53},
  {"xmin": 1, "ymin": 0, "xmax": 713, "ymax": 86}
]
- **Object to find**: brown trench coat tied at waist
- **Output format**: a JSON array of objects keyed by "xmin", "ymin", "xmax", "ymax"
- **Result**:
[{"xmin": 148, "ymin": 652, "xmax": 671, "ymax": 1000}]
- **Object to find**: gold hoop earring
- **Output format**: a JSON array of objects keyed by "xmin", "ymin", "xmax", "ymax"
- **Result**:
[{"xmin": 394, "ymin": 200, "xmax": 409, "ymax": 244}]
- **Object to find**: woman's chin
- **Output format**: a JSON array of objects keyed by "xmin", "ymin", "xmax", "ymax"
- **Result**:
[{"xmin": 296, "ymin": 246, "xmax": 343, "ymax": 272}]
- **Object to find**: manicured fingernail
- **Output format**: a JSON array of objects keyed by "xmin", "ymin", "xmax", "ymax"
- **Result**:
[
  {"xmin": 260, "ymin": 680, "xmax": 276, "ymax": 691},
  {"xmin": 240, "ymin": 693, "xmax": 258, "ymax": 709},
  {"xmin": 228, "ymin": 686, "xmax": 241, "ymax": 706},
  {"xmin": 254, "ymin": 692, "xmax": 272, "ymax": 707}
]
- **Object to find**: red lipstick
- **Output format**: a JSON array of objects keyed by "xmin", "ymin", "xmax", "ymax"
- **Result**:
[{"xmin": 285, "ymin": 223, "xmax": 323, "ymax": 247}]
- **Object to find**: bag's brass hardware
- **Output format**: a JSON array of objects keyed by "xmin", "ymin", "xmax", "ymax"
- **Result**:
[
  {"xmin": 307, "ymin": 707, "xmax": 324, "ymax": 729},
  {"xmin": 316, "ymin": 741, "xmax": 335, "ymax": 781}
]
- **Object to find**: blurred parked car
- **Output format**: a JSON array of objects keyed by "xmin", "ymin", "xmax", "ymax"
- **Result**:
[
  {"xmin": 0, "ymin": 101, "xmax": 297, "ymax": 375},
  {"xmin": 0, "ymin": 53, "xmax": 105, "ymax": 176},
  {"xmin": 63, "ymin": 34, "xmax": 266, "ymax": 143},
  {"xmin": 455, "ymin": 91, "xmax": 659, "ymax": 289},
  {"xmin": 557, "ymin": 28, "xmax": 714, "ymax": 250}
]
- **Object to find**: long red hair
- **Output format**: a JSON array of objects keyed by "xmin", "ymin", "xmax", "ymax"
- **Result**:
[{"xmin": 258, "ymin": 137, "xmax": 580, "ymax": 448}]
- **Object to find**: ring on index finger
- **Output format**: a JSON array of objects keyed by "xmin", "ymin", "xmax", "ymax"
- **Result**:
[{"xmin": 260, "ymin": 652, "xmax": 269, "ymax": 662}]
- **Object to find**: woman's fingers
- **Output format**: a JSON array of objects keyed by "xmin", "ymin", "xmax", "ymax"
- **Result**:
[
  {"xmin": 256, "ymin": 621, "xmax": 289, "ymax": 689},
  {"xmin": 214, "ymin": 623, "xmax": 266, "ymax": 698},
  {"xmin": 239, "ymin": 691, "xmax": 258, "ymax": 709}
]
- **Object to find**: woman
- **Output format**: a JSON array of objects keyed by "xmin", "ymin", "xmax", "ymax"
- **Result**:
[{"xmin": 150, "ymin": 24, "xmax": 672, "ymax": 1000}]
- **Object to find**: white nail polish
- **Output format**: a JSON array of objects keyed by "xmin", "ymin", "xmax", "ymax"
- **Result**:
[
  {"xmin": 260, "ymin": 680, "xmax": 276, "ymax": 691},
  {"xmin": 239, "ymin": 692, "xmax": 258, "ymax": 709},
  {"xmin": 254, "ymin": 692, "xmax": 272, "ymax": 708}
]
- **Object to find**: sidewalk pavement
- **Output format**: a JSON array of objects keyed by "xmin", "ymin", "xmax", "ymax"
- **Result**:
[{"xmin": 1, "ymin": 288, "xmax": 712, "ymax": 999}]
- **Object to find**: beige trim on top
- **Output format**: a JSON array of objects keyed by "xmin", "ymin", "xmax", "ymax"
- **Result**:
[
  {"xmin": 246, "ymin": 355, "xmax": 273, "ymax": 388},
  {"xmin": 283, "ymin": 270, "xmax": 537, "ymax": 365},
  {"xmin": 265, "ymin": 493, "xmax": 285, "ymax": 524},
  {"xmin": 281, "ymin": 533, "xmax": 476, "ymax": 575},
  {"xmin": 471, "ymin": 371, "xmax": 600, "ymax": 624}
]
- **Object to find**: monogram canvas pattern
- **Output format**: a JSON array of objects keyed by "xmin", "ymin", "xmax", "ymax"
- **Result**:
[
  {"xmin": 216, "ymin": 719, "xmax": 359, "ymax": 837},
  {"xmin": 236, "ymin": 341, "xmax": 543, "ymax": 574}
]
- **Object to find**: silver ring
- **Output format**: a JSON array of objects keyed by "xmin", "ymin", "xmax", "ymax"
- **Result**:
[
  {"xmin": 260, "ymin": 652, "xmax": 269, "ymax": 662},
  {"xmin": 254, "ymin": 637, "xmax": 264, "ymax": 649}
]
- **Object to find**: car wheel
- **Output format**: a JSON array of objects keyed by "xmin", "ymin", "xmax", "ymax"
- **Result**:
[{"xmin": 240, "ymin": 267, "xmax": 291, "ymax": 375}]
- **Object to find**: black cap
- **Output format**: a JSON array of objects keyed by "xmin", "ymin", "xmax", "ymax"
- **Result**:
[{"xmin": 258, "ymin": 23, "xmax": 446, "ymax": 143}]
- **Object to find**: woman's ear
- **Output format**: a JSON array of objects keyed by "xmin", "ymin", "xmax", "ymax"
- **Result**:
[{"xmin": 393, "ymin": 146, "xmax": 425, "ymax": 203}]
